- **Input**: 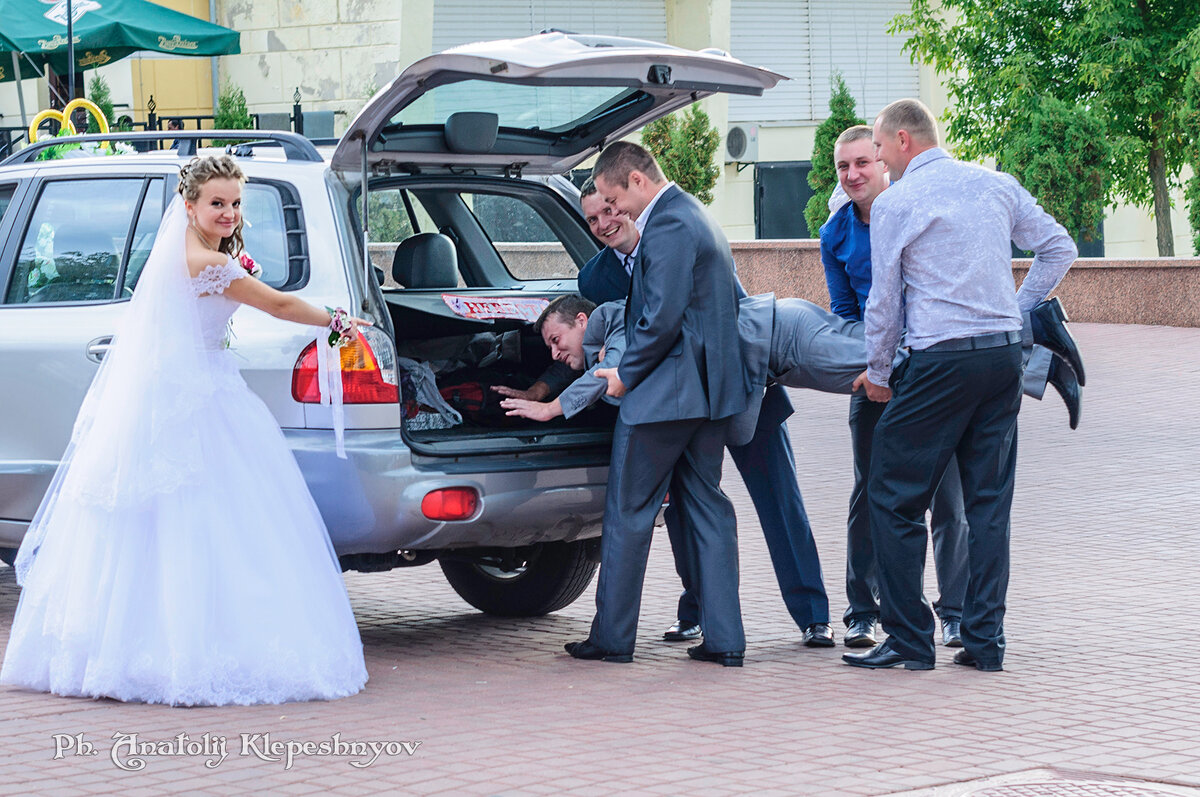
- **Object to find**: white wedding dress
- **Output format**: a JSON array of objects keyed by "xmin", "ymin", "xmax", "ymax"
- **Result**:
[{"xmin": 1, "ymin": 206, "xmax": 367, "ymax": 706}]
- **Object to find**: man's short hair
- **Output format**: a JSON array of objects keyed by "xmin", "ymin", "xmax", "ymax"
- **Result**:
[
  {"xmin": 535, "ymin": 293, "xmax": 596, "ymax": 334},
  {"xmin": 835, "ymin": 124, "xmax": 874, "ymax": 149},
  {"xmin": 592, "ymin": 141, "xmax": 666, "ymax": 189},
  {"xmin": 876, "ymin": 99, "xmax": 939, "ymax": 146},
  {"xmin": 579, "ymin": 176, "xmax": 597, "ymax": 198}
]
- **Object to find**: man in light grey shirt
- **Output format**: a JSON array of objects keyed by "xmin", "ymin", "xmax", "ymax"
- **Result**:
[{"xmin": 843, "ymin": 98, "xmax": 1076, "ymax": 673}]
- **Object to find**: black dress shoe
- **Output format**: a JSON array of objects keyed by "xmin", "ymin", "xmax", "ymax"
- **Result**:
[
  {"xmin": 686, "ymin": 643, "xmax": 744, "ymax": 667},
  {"xmin": 842, "ymin": 641, "xmax": 933, "ymax": 670},
  {"xmin": 1031, "ymin": 297, "xmax": 1085, "ymax": 386},
  {"xmin": 662, "ymin": 621, "xmax": 703, "ymax": 642},
  {"xmin": 952, "ymin": 649, "xmax": 1003, "ymax": 672},
  {"xmin": 941, "ymin": 618, "xmax": 963, "ymax": 647},
  {"xmin": 843, "ymin": 617, "xmax": 877, "ymax": 648},
  {"xmin": 802, "ymin": 623, "xmax": 835, "ymax": 647},
  {"xmin": 564, "ymin": 639, "xmax": 632, "ymax": 663},
  {"xmin": 1047, "ymin": 354, "xmax": 1082, "ymax": 430}
]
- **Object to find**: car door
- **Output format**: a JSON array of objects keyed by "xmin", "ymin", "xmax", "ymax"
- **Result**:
[{"xmin": 0, "ymin": 173, "xmax": 167, "ymax": 545}]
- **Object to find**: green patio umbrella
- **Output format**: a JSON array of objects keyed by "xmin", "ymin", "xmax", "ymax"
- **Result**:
[{"xmin": 0, "ymin": 0, "xmax": 240, "ymax": 82}]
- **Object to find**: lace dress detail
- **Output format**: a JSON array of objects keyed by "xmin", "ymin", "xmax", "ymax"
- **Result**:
[{"xmin": 190, "ymin": 259, "xmax": 247, "ymax": 297}]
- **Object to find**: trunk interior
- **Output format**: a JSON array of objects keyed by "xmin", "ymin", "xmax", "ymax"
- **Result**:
[{"xmin": 385, "ymin": 291, "xmax": 615, "ymax": 458}]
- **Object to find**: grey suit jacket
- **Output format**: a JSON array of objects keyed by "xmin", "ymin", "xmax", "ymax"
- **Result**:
[
  {"xmin": 618, "ymin": 185, "xmax": 749, "ymax": 425},
  {"xmin": 558, "ymin": 302, "xmax": 626, "ymax": 419},
  {"xmin": 559, "ymin": 298, "xmax": 772, "ymax": 447}
]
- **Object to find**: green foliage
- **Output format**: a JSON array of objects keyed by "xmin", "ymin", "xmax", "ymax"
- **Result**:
[
  {"xmin": 893, "ymin": 0, "xmax": 1200, "ymax": 256},
  {"xmin": 640, "ymin": 103, "xmax": 720, "ymax": 205},
  {"xmin": 86, "ymin": 74, "xmax": 115, "ymax": 133},
  {"xmin": 998, "ymin": 96, "xmax": 1111, "ymax": 242},
  {"xmin": 366, "ymin": 191, "xmax": 415, "ymax": 243},
  {"xmin": 1186, "ymin": 170, "xmax": 1200, "ymax": 255},
  {"xmin": 36, "ymin": 129, "xmax": 83, "ymax": 161},
  {"xmin": 805, "ymin": 73, "xmax": 866, "ymax": 237},
  {"xmin": 213, "ymin": 81, "xmax": 254, "ymax": 145}
]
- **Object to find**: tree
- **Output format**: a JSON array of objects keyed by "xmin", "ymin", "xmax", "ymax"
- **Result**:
[
  {"xmin": 213, "ymin": 81, "xmax": 254, "ymax": 144},
  {"xmin": 998, "ymin": 96, "xmax": 1112, "ymax": 242},
  {"xmin": 805, "ymin": 73, "xmax": 865, "ymax": 237},
  {"xmin": 894, "ymin": 0, "xmax": 1200, "ymax": 256},
  {"xmin": 640, "ymin": 103, "xmax": 720, "ymax": 204},
  {"xmin": 86, "ymin": 73, "xmax": 115, "ymax": 133}
]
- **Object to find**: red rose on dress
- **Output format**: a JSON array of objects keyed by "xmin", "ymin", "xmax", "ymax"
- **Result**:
[{"xmin": 238, "ymin": 253, "xmax": 262, "ymax": 278}]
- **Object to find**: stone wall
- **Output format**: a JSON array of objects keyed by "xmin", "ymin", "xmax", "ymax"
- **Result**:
[
  {"xmin": 370, "ymin": 239, "xmax": 1200, "ymax": 327},
  {"xmin": 726, "ymin": 240, "xmax": 1200, "ymax": 328}
]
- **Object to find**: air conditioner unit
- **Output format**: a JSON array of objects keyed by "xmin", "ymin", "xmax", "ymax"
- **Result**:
[{"xmin": 725, "ymin": 123, "xmax": 760, "ymax": 163}]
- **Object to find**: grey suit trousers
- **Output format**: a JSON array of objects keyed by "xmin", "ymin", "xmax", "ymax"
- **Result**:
[
  {"xmin": 767, "ymin": 298, "xmax": 1051, "ymax": 399},
  {"xmin": 590, "ymin": 416, "xmax": 744, "ymax": 655}
]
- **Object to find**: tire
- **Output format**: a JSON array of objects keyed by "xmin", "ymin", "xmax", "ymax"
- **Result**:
[
  {"xmin": 0, "ymin": 547, "xmax": 16, "ymax": 567},
  {"xmin": 439, "ymin": 540, "xmax": 597, "ymax": 617}
]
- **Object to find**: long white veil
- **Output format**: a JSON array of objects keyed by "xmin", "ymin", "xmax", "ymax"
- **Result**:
[{"xmin": 15, "ymin": 196, "xmax": 216, "ymax": 583}]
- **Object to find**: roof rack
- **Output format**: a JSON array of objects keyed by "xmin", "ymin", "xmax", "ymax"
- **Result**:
[{"xmin": 0, "ymin": 130, "xmax": 324, "ymax": 166}]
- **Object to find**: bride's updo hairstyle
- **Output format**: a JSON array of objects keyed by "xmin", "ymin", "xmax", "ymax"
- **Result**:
[{"xmin": 178, "ymin": 154, "xmax": 246, "ymax": 256}]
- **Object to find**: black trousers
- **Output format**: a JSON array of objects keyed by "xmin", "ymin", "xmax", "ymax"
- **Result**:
[
  {"xmin": 868, "ymin": 343, "xmax": 1022, "ymax": 665},
  {"xmin": 845, "ymin": 395, "xmax": 968, "ymax": 625}
]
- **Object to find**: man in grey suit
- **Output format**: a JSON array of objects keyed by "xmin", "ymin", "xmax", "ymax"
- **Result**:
[
  {"xmin": 562, "ymin": 142, "xmax": 751, "ymax": 667},
  {"xmin": 504, "ymin": 294, "xmax": 879, "ymax": 427}
]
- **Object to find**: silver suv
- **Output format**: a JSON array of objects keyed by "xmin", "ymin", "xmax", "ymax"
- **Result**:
[{"xmin": 0, "ymin": 33, "xmax": 780, "ymax": 615}]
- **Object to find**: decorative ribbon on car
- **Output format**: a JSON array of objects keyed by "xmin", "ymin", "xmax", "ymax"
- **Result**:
[{"xmin": 315, "ymin": 335, "xmax": 348, "ymax": 459}]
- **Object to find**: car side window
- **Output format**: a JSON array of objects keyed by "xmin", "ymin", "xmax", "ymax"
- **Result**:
[
  {"xmin": 0, "ymin": 184, "xmax": 14, "ymax": 225},
  {"xmin": 241, "ymin": 182, "xmax": 301, "ymax": 287},
  {"xmin": 122, "ymin": 178, "xmax": 165, "ymax": 292},
  {"xmin": 461, "ymin": 192, "xmax": 578, "ymax": 281},
  {"xmin": 5, "ymin": 178, "xmax": 144, "ymax": 305}
]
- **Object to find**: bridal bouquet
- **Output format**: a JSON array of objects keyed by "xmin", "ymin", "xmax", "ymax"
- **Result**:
[{"xmin": 327, "ymin": 307, "xmax": 354, "ymax": 348}]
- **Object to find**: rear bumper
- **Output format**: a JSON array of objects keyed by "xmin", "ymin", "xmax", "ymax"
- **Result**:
[
  {"xmin": 0, "ymin": 430, "xmax": 610, "ymax": 554},
  {"xmin": 285, "ymin": 429, "xmax": 609, "ymax": 555}
]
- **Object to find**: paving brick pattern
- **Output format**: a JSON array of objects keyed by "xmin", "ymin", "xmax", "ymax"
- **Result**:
[{"xmin": 1, "ymin": 323, "xmax": 1198, "ymax": 796}]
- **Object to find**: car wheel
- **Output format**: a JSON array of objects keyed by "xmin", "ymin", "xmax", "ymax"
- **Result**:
[
  {"xmin": 439, "ymin": 540, "xmax": 597, "ymax": 617},
  {"xmin": 0, "ymin": 547, "xmax": 17, "ymax": 567}
]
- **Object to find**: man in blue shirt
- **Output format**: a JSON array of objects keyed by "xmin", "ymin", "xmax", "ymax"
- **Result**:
[{"xmin": 821, "ymin": 124, "xmax": 1084, "ymax": 653}]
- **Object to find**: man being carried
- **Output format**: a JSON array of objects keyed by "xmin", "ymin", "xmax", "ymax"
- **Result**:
[{"xmin": 503, "ymin": 293, "xmax": 879, "ymax": 424}]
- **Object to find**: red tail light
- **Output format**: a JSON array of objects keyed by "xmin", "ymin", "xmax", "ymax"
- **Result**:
[
  {"xmin": 292, "ymin": 330, "xmax": 399, "ymax": 404},
  {"xmin": 422, "ymin": 487, "xmax": 479, "ymax": 521}
]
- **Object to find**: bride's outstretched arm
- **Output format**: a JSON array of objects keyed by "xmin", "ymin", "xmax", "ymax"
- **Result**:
[{"xmin": 223, "ymin": 275, "xmax": 371, "ymax": 334}]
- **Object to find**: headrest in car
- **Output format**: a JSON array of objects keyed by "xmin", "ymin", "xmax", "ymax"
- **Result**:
[
  {"xmin": 444, "ymin": 112, "xmax": 498, "ymax": 154},
  {"xmin": 392, "ymin": 233, "xmax": 458, "ymax": 289}
]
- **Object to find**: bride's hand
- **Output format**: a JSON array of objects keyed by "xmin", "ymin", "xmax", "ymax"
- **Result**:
[{"xmin": 342, "ymin": 316, "xmax": 373, "ymax": 344}]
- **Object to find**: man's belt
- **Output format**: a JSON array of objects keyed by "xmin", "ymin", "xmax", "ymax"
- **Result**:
[{"xmin": 918, "ymin": 330, "xmax": 1022, "ymax": 353}]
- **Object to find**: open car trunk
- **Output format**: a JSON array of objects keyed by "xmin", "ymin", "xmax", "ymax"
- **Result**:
[{"xmin": 386, "ymin": 289, "xmax": 615, "ymax": 458}]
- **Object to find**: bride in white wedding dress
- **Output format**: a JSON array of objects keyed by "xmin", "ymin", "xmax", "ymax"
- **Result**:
[{"xmin": 1, "ymin": 155, "xmax": 369, "ymax": 706}]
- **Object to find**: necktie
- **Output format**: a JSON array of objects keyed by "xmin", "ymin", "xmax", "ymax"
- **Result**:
[{"xmin": 623, "ymin": 254, "xmax": 633, "ymax": 275}]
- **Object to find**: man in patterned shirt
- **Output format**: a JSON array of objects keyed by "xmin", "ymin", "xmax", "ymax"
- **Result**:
[{"xmin": 843, "ymin": 99, "xmax": 1076, "ymax": 673}]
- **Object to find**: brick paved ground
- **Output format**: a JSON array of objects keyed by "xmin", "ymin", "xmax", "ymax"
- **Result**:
[{"xmin": 1, "ymin": 323, "xmax": 1198, "ymax": 796}]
